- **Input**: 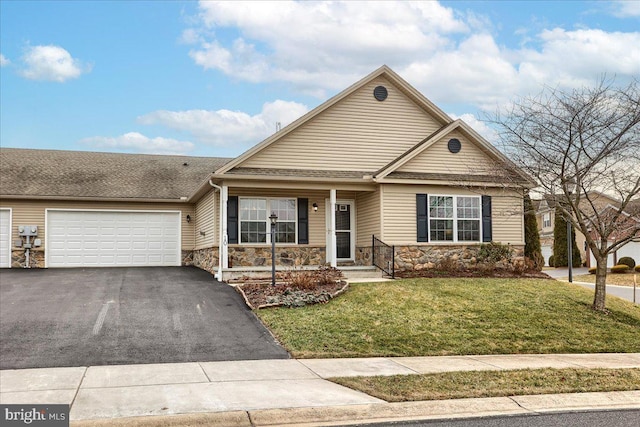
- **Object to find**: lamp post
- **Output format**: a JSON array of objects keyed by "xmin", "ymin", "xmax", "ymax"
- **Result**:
[
  {"xmin": 565, "ymin": 179, "xmax": 576, "ymax": 283},
  {"xmin": 270, "ymin": 213, "xmax": 278, "ymax": 286}
]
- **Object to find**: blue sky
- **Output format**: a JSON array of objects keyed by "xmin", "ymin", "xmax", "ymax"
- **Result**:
[{"xmin": 1, "ymin": 1, "xmax": 638, "ymax": 158}]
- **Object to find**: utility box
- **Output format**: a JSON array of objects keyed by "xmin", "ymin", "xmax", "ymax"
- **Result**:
[{"xmin": 18, "ymin": 225, "xmax": 38, "ymax": 237}]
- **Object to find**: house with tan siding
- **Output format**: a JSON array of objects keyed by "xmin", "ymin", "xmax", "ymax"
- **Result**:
[{"xmin": 0, "ymin": 65, "xmax": 534, "ymax": 279}]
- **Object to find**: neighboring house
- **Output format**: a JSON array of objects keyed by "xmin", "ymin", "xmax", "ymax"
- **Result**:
[
  {"xmin": 584, "ymin": 201, "xmax": 640, "ymax": 268},
  {"xmin": 0, "ymin": 66, "xmax": 534, "ymax": 279},
  {"xmin": 534, "ymin": 193, "xmax": 640, "ymax": 267}
]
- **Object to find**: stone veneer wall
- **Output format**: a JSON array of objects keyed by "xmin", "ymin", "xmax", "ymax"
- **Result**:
[
  {"xmin": 394, "ymin": 244, "xmax": 525, "ymax": 272},
  {"xmin": 355, "ymin": 247, "xmax": 373, "ymax": 266},
  {"xmin": 192, "ymin": 247, "xmax": 219, "ymax": 274},
  {"xmin": 9, "ymin": 249, "xmax": 196, "ymax": 269},
  {"xmin": 11, "ymin": 249, "xmax": 45, "ymax": 268},
  {"xmin": 229, "ymin": 246, "xmax": 326, "ymax": 267}
]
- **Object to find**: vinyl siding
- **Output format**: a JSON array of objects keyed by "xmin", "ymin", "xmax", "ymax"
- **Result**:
[
  {"xmin": 356, "ymin": 190, "xmax": 380, "ymax": 246},
  {"xmin": 397, "ymin": 131, "xmax": 493, "ymax": 175},
  {"xmin": 239, "ymin": 76, "xmax": 444, "ymax": 172},
  {"xmin": 381, "ymin": 184, "xmax": 524, "ymax": 245},
  {"xmin": 0, "ymin": 199, "xmax": 195, "ymax": 250},
  {"xmin": 195, "ymin": 190, "xmax": 216, "ymax": 249}
]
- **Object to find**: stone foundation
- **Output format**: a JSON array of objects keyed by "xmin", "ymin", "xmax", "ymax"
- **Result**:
[
  {"xmin": 182, "ymin": 250, "xmax": 194, "ymax": 266},
  {"xmin": 229, "ymin": 246, "xmax": 326, "ymax": 268},
  {"xmin": 193, "ymin": 247, "xmax": 220, "ymax": 274},
  {"xmin": 355, "ymin": 246, "xmax": 373, "ymax": 266},
  {"xmin": 11, "ymin": 249, "xmax": 45, "ymax": 268},
  {"xmin": 394, "ymin": 244, "xmax": 525, "ymax": 272}
]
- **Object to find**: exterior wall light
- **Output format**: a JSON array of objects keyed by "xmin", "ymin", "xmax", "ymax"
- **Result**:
[
  {"xmin": 186, "ymin": 214, "xmax": 191, "ymax": 223},
  {"xmin": 312, "ymin": 202, "xmax": 318, "ymax": 212}
]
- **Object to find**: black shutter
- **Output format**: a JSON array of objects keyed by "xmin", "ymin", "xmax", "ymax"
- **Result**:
[
  {"xmin": 227, "ymin": 196, "xmax": 239, "ymax": 244},
  {"xmin": 482, "ymin": 195, "xmax": 492, "ymax": 242},
  {"xmin": 298, "ymin": 198, "xmax": 309, "ymax": 244},
  {"xmin": 417, "ymin": 194, "xmax": 429, "ymax": 242}
]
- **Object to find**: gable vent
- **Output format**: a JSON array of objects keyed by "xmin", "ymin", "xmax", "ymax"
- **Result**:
[
  {"xmin": 448, "ymin": 138, "xmax": 461, "ymax": 153},
  {"xmin": 373, "ymin": 86, "xmax": 388, "ymax": 101}
]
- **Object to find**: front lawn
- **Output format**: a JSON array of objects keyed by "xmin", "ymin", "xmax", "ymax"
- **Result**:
[
  {"xmin": 332, "ymin": 368, "xmax": 640, "ymax": 402},
  {"xmin": 573, "ymin": 273, "xmax": 638, "ymax": 287},
  {"xmin": 256, "ymin": 278, "xmax": 640, "ymax": 358}
]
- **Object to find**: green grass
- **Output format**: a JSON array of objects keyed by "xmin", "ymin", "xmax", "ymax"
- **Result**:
[
  {"xmin": 256, "ymin": 278, "xmax": 640, "ymax": 358},
  {"xmin": 332, "ymin": 368, "xmax": 640, "ymax": 402}
]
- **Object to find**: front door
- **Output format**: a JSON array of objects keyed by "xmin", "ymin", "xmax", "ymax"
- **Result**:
[{"xmin": 326, "ymin": 200, "xmax": 355, "ymax": 262}]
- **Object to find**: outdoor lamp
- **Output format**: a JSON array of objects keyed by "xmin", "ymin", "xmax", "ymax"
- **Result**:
[
  {"xmin": 270, "ymin": 213, "xmax": 278, "ymax": 286},
  {"xmin": 312, "ymin": 202, "xmax": 318, "ymax": 212},
  {"xmin": 565, "ymin": 177, "xmax": 577, "ymax": 283}
]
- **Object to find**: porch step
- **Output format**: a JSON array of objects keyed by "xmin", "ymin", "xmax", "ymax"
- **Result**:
[
  {"xmin": 219, "ymin": 266, "xmax": 388, "ymax": 283},
  {"xmin": 340, "ymin": 266, "xmax": 387, "ymax": 280}
]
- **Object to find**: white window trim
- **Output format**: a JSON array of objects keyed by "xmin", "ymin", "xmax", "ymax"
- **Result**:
[
  {"xmin": 238, "ymin": 197, "xmax": 298, "ymax": 245},
  {"xmin": 428, "ymin": 195, "xmax": 482, "ymax": 243}
]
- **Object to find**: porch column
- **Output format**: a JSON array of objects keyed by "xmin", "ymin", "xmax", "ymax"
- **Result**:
[
  {"xmin": 330, "ymin": 188, "xmax": 337, "ymax": 268},
  {"xmin": 221, "ymin": 185, "xmax": 229, "ymax": 269}
]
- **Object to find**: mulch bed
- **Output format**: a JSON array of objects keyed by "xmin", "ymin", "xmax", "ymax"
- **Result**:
[{"xmin": 237, "ymin": 280, "xmax": 348, "ymax": 309}]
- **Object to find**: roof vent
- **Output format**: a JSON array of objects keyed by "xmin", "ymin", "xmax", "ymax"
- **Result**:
[
  {"xmin": 373, "ymin": 86, "xmax": 388, "ymax": 101},
  {"xmin": 448, "ymin": 138, "xmax": 461, "ymax": 154},
  {"xmin": 183, "ymin": 162, "xmax": 188, "ymax": 166}
]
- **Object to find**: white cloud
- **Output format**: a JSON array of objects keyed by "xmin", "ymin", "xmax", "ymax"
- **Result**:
[
  {"xmin": 610, "ymin": 0, "xmax": 640, "ymax": 17},
  {"xmin": 81, "ymin": 132, "xmax": 194, "ymax": 155},
  {"xmin": 449, "ymin": 113, "xmax": 498, "ymax": 143},
  {"xmin": 138, "ymin": 100, "xmax": 309, "ymax": 147},
  {"xmin": 184, "ymin": 1, "xmax": 639, "ymax": 110},
  {"xmin": 20, "ymin": 45, "xmax": 90, "ymax": 82},
  {"xmin": 0, "ymin": 54, "xmax": 10, "ymax": 67}
]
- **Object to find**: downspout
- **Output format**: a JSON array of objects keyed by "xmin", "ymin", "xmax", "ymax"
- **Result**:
[{"xmin": 208, "ymin": 180, "xmax": 224, "ymax": 281}]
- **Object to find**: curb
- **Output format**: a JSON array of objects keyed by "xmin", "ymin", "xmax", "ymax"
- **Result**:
[{"xmin": 70, "ymin": 391, "xmax": 640, "ymax": 427}]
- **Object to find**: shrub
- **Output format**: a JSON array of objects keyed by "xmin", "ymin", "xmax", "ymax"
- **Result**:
[
  {"xmin": 611, "ymin": 264, "xmax": 630, "ymax": 274},
  {"xmin": 283, "ymin": 269, "xmax": 317, "ymax": 291},
  {"xmin": 313, "ymin": 265, "xmax": 343, "ymax": 285},
  {"xmin": 548, "ymin": 255, "xmax": 555, "ymax": 267},
  {"xmin": 588, "ymin": 267, "xmax": 597, "ymax": 274},
  {"xmin": 552, "ymin": 210, "xmax": 581, "ymax": 267},
  {"xmin": 437, "ymin": 256, "xmax": 459, "ymax": 272},
  {"xmin": 636, "ymin": 265, "xmax": 640, "ymax": 273},
  {"xmin": 523, "ymin": 194, "xmax": 544, "ymax": 270},
  {"xmin": 618, "ymin": 257, "xmax": 636, "ymax": 269},
  {"xmin": 478, "ymin": 242, "xmax": 513, "ymax": 264}
]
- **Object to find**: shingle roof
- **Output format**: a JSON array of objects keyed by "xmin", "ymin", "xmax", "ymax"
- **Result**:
[{"xmin": 0, "ymin": 148, "xmax": 232, "ymax": 200}]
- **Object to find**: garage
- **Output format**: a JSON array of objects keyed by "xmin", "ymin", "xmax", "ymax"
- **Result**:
[
  {"xmin": 0, "ymin": 209, "xmax": 11, "ymax": 268},
  {"xmin": 46, "ymin": 210, "xmax": 181, "ymax": 267},
  {"xmin": 541, "ymin": 245, "xmax": 552, "ymax": 266}
]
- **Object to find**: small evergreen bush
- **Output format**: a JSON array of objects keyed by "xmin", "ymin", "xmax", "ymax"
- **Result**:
[
  {"xmin": 548, "ymin": 255, "xmax": 555, "ymax": 267},
  {"xmin": 588, "ymin": 267, "xmax": 597, "ymax": 274},
  {"xmin": 611, "ymin": 264, "xmax": 630, "ymax": 274},
  {"xmin": 635, "ymin": 265, "xmax": 640, "ymax": 273},
  {"xmin": 478, "ymin": 242, "xmax": 513, "ymax": 263},
  {"xmin": 618, "ymin": 257, "xmax": 636, "ymax": 269}
]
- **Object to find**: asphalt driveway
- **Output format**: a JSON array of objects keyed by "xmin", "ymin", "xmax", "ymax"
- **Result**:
[{"xmin": 0, "ymin": 267, "xmax": 288, "ymax": 369}]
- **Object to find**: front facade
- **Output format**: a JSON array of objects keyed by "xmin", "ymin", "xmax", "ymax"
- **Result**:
[{"xmin": 1, "ymin": 66, "xmax": 533, "ymax": 278}]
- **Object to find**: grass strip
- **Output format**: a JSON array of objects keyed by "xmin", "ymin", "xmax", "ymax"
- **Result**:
[
  {"xmin": 572, "ymin": 273, "xmax": 638, "ymax": 287},
  {"xmin": 257, "ymin": 278, "xmax": 640, "ymax": 358},
  {"xmin": 331, "ymin": 368, "xmax": 640, "ymax": 402}
]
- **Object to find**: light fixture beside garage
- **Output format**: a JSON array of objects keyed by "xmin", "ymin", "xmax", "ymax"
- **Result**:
[{"xmin": 186, "ymin": 215, "xmax": 191, "ymax": 223}]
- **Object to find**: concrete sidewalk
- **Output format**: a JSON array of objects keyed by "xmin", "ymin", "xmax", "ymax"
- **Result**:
[{"xmin": 1, "ymin": 353, "xmax": 639, "ymax": 425}]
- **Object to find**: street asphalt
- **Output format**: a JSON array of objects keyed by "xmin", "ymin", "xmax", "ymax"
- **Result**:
[{"xmin": 0, "ymin": 267, "xmax": 288, "ymax": 369}]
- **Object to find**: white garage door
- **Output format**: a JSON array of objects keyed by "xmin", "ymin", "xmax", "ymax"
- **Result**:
[
  {"xmin": 47, "ymin": 210, "xmax": 181, "ymax": 267},
  {"xmin": 0, "ymin": 209, "xmax": 11, "ymax": 268},
  {"xmin": 541, "ymin": 245, "xmax": 552, "ymax": 266}
]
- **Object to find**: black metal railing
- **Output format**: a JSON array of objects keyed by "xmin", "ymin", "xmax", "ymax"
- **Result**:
[{"xmin": 372, "ymin": 235, "xmax": 395, "ymax": 278}]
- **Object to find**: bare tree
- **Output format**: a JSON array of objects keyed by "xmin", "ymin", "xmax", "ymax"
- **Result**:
[{"xmin": 491, "ymin": 77, "xmax": 640, "ymax": 312}]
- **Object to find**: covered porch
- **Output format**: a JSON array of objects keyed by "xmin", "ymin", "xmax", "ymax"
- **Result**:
[{"xmin": 200, "ymin": 177, "xmax": 382, "ymax": 281}]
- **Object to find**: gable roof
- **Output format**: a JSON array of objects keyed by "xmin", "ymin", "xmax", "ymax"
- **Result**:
[
  {"xmin": 215, "ymin": 65, "xmax": 453, "ymax": 175},
  {"xmin": 373, "ymin": 119, "xmax": 534, "ymax": 186},
  {"xmin": 0, "ymin": 148, "xmax": 232, "ymax": 201}
]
